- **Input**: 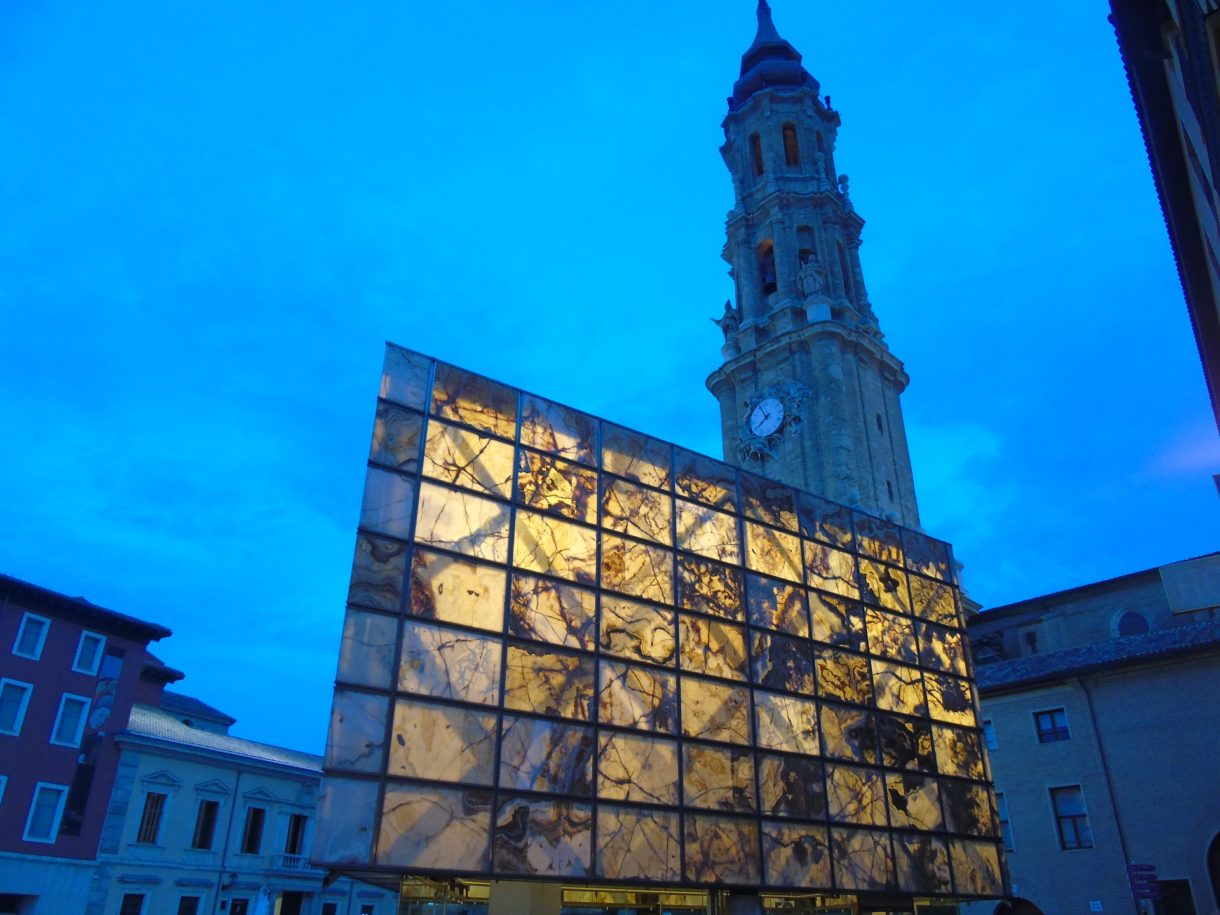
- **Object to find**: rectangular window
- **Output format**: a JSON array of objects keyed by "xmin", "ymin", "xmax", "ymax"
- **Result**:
[
  {"xmin": 230, "ymin": 899, "xmax": 250, "ymax": 915},
  {"xmin": 1035, "ymin": 707, "xmax": 1070, "ymax": 742},
  {"xmin": 73, "ymin": 632, "xmax": 106, "ymax": 675},
  {"xmin": 136, "ymin": 792, "xmax": 168, "ymax": 844},
  {"xmin": 359, "ymin": 906, "xmax": 375, "ymax": 915},
  {"xmin": 0, "ymin": 679, "xmax": 33, "ymax": 736},
  {"xmin": 983, "ymin": 718, "xmax": 997, "ymax": 750},
  {"xmin": 322, "ymin": 904, "xmax": 339, "ymax": 915},
  {"xmin": 996, "ymin": 792, "xmax": 1014, "ymax": 851},
  {"xmin": 285, "ymin": 813, "xmax": 308, "ymax": 855},
  {"xmin": 50, "ymin": 693, "xmax": 91, "ymax": 747},
  {"xmin": 176, "ymin": 896, "xmax": 201, "ymax": 915},
  {"xmin": 191, "ymin": 799, "xmax": 220, "ymax": 850},
  {"xmin": 23, "ymin": 782, "xmax": 68, "ymax": 843},
  {"xmin": 240, "ymin": 806, "xmax": 266, "ymax": 854},
  {"xmin": 1051, "ymin": 785, "xmax": 1093, "ymax": 849},
  {"xmin": 119, "ymin": 895, "xmax": 145, "ymax": 915},
  {"xmin": 12, "ymin": 613, "xmax": 50, "ymax": 660}
]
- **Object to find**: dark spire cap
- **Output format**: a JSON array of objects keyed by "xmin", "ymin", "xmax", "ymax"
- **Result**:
[{"xmin": 730, "ymin": 0, "xmax": 819, "ymax": 110}]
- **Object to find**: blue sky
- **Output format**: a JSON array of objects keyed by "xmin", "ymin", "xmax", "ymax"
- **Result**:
[{"xmin": 1, "ymin": 1, "xmax": 1215, "ymax": 753}]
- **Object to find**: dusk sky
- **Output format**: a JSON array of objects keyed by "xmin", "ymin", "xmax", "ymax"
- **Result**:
[{"xmin": 2, "ymin": 1, "xmax": 1215, "ymax": 753}]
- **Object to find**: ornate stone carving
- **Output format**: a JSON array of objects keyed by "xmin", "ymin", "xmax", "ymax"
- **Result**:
[{"xmin": 737, "ymin": 381, "xmax": 811, "ymax": 463}]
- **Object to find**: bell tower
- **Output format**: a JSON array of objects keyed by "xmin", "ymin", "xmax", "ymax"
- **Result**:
[{"xmin": 707, "ymin": 0, "xmax": 921, "ymax": 527}]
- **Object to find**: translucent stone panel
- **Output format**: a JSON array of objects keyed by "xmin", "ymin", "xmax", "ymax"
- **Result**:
[
  {"xmin": 398, "ymin": 620, "xmax": 501, "ymax": 705},
  {"xmin": 903, "ymin": 529, "xmax": 953, "ymax": 582},
  {"xmin": 597, "ymin": 731, "xmax": 679, "ymax": 804},
  {"xmin": 504, "ymin": 644, "xmax": 595, "ymax": 721},
  {"xmin": 601, "ymin": 535, "xmax": 673, "ymax": 604},
  {"xmin": 415, "ymin": 482, "xmax": 510, "ymax": 562},
  {"xmin": 853, "ymin": 512, "xmax": 903, "ymax": 566},
  {"xmin": 910, "ymin": 574, "xmax": 960, "ymax": 629},
  {"xmin": 348, "ymin": 534, "xmax": 407, "ymax": 611},
  {"xmin": 513, "ymin": 509, "xmax": 598, "ymax": 585},
  {"xmin": 750, "ymin": 630, "xmax": 814, "ymax": 695},
  {"xmin": 941, "ymin": 782, "xmax": 996, "ymax": 837},
  {"xmin": 810, "ymin": 592, "xmax": 866, "ymax": 651},
  {"xmin": 598, "ymin": 660, "xmax": 678, "ymax": 733},
  {"xmin": 316, "ymin": 777, "xmax": 380, "ymax": 865},
  {"xmin": 894, "ymin": 834, "xmax": 951, "ymax": 894},
  {"xmin": 878, "ymin": 716, "xmax": 936, "ymax": 773},
  {"xmin": 831, "ymin": 828, "xmax": 893, "ymax": 891},
  {"xmin": 492, "ymin": 796, "xmax": 592, "ymax": 877},
  {"xmin": 377, "ymin": 783, "xmax": 491, "ymax": 872},
  {"xmin": 886, "ymin": 773, "xmax": 943, "ymax": 831},
  {"xmin": 676, "ymin": 555, "xmax": 744, "ymax": 621},
  {"xmin": 950, "ymin": 839, "xmax": 1004, "ymax": 896},
  {"xmin": 815, "ymin": 649, "xmax": 873, "ymax": 706},
  {"xmin": 933, "ymin": 725, "xmax": 986, "ymax": 780},
  {"xmin": 325, "ymin": 690, "xmax": 388, "ymax": 773},
  {"xmin": 601, "ymin": 423, "xmax": 671, "ymax": 491},
  {"xmin": 682, "ymin": 743, "xmax": 755, "ymax": 811},
  {"xmin": 740, "ymin": 472, "xmax": 798, "ymax": 532},
  {"xmin": 759, "ymin": 754, "xmax": 826, "ymax": 820},
  {"xmin": 508, "ymin": 574, "xmax": 596, "ymax": 651},
  {"xmin": 679, "ymin": 614, "xmax": 747, "ymax": 681},
  {"xmin": 600, "ymin": 596, "xmax": 676, "ymax": 666},
  {"xmin": 866, "ymin": 607, "xmax": 918, "ymax": 664},
  {"xmin": 674, "ymin": 448, "xmax": 737, "ymax": 513},
  {"xmin": 804, "ymin": 541, "xmax": 859, "ymax": 599},
  {"xmin": 680, "ymin": 677, "xmax": 751, "ymax": 745},
  {"xmin": 796, "ymin": 491, "xmax": 853, "ymax": 549},
  {"xmin": 422, "ymin": 419, "xmax": 514, "ymax": 498},
  {"xmin": 746, "ymin": 573, "xmax": 809, "ymax": 637},
  {"xmin": 602, "ymin": 477, "xmax": 672, "ymax": 545},
  {"xmin": 370, "ymin": 401, "xmax": 423, "ymax": 473},
  {"xmin": 675, "ymin": 499, "xmax": 740, "ymax": 564},
  {"xmin": 388, "ymin": 698, "xmax": 497, "ymax": 785},
  {"xmin": 918, "ymin": 621, "xmax": 969, "ymax": 676},
  {"xmin": 380, "ymin": 346, "xmax": 432, "ymax": 411},
  {"xmin": 337, "ymin": 608, "xmax": 397, "ymax": 689},
  {"xmin": 519, "ymin": 394, "xmax": 597, "ymax": 466},
  {"xmin": 871, "ymin": 660, "xmax": 927, "ymax": 717},
  {"xmin": 926, "ymin": 673, "xmax": 977, "ymax": 726},
  {"xmin": 499, "ymin": 716, "xmax": 593, "ymax": 796},
  {"xmin": 596, "ymin": 805, "xmax": 681, "ymax": 882},
  {"xmin": 684, "ymin": 815, "xmax": 760, "ymax": 885},
  {"xmin": 409, "ymin": 549, "xmax": 506, "ymax": 632},
  {"xmin": 820, "ymin": 705, "xmax": 877, "ymax": 764},
  {"xmin": 754, "ymin": 691, "xmax": 819, "ymax": 754},
  {"xmin": 360, "ymin": 468, "xmax": 417, "ymax": 539},
  {"xmin": 745, "ymin": 522, "xmax": 803, "ymax": 583},
  {"xmin": 517, "ymin": 450, "xmax": 597, "ymax": 524},
  {"xmin": 431, "ymin": 363, "xmax": 517, "ymax": 440},
  {"xmin": 763, "ymin": 822, "xmax": 832, "ymax": 888},
  {"xmin": 859, "ymin": 560, "xmax": 911, "ymax": 615}
]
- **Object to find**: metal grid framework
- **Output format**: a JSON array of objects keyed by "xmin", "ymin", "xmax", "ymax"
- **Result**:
[{"xmin": 314, "ymin": 343, "xmax": 1005, "ymax": 898}]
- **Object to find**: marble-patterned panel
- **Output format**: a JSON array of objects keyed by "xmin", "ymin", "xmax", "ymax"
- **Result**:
[
  {"xmin": 519, "ymin": 394, "xmax": 597, "ymax": 466},
  {"xmin": 683, "ymin": 815, "xmax": 760, "ymax": 885},
  {"xmin": 950, "ymin": 839, "xmax": 1004, "ymax": 896},
  {"xmin": 601, "ymin": 535, "xmax": 674, "ymax": 605},
  {"xmin": 903, "ymin": 529, "xmax": 953, "ymax": 582},
  {"xmin": 815, "ymin": 649, "xmax": 873, "ymax": 706},
  {"xmin": 325, "ymin": 690, "xmax": 388, "ymax": 773},
  {"xmin": 925, "ymin": 673, "xmax": 977, "ymax": 727},
  {"xmin": 871, "ymin": 660, "xmax": 927, "ymax": 717},
  {"xmin": 745, "ymin": 522, "xmax": 803, "ymax": 583},
  {"xmin": 315, "ymin": 777, "xmax": 379, "ymax": 865},
  {"xmin": 600, "ymin": 596, "xmax": 676, "ymax": 666},
  {"xmin": 673, "ymin": 448, "xmax": 738, "ymax": 513},
  {"xmin": 886, "ymin": 773, "xmax": 944, "ymax": 831},
  {"xmin": 763, "ymin": 822, "xmax": 832, "ymax": 889},
  {"xmin": 675, "ymin": 499, "xmax": 740, "ymax": 564},
  {"xmin": 348, "ymin": 533, "xmax": 407, "ymax": 611},
  {"xmin": 602, "ymin": 423, "xmax": 671, "ymax": 491},
  {"xmin": 415, "ymin": 481, "xmax": 510, "ymax": 562},
  {"xmin": 754, "ymin": 691, "xmax": 819, "ymax": 755},
  {"xmin": 740, "ymin": 471, "xmax": 798, "ymax": 532},
  {"xmin": 682, "ymin": 743, "xmax": 756, "ymax": 811},
  {"xmin": 377, "ymin": 783, "xmax": 491, "ymax": 872},
  {"xmin": 878, "ymin": 716, "xmax": 936, "ymax": 773},
  {"xmin": 602, "ymin": 477, "xmax": 673, "ymax": 545},
  {"xmin": 492, "ymin": 796, "xmax": 592, "ymax": 877},
  {"xmin": 517, "ymin": 450, "xmax": 598, "ymax": 524},
  {"xmin": 499, "ymin": 715, "xmax": 594, "ymax": 796},
  {"xmin": 831, "ymin": 828, "xmax": 893, "ymax": 891},
  {"xmin": 597, "ymin": 731, "xmax": 679, "ymax": 804},
  {"xmin": 409, "ymin": 548, "xmax": 506, "ymax": 632},
  {"xmin": 894, "ymin": 834, "xmax": 951, "ymax": 894},
  {"xmin": 941, "ymin": 782, "xmax": 996, "ymax": 838},
  {"xmin": 598, "ymin": 660, "xmax": 678, "ymax": 733},
  {"xmin": 512, "ymin": 509, "xmax": 599, "ymax": 585},
  {"xmin": 596, "ymin": 805, "xmax": 681, "ymax": 882},
  {"xmin": 337, "ymin": 608, "xmax": 398, "ymax": 690},
  {"xmin": 804, "ymin": 541, "xmax": 859, "ymax": 599},
  {"xmin": 679, "ymin": 614, "xmax": 748, "ymax": 681},
  {"xmin": 910, "ymin": 574, "xmax": 960, "ymax": 629},
  {"xmin": 827, "ymin": 765, "xmax": 887, "ymax": 826},
  {"xmin": 380, "ymin": 345, "xmax": 432, "ymax": 411},
  {"xmin": 680, "ymin": 677, "xmax": 751, "ymax": 745},
  {"xmin": 750, "ymin": 630, "xmax": 814, "ymax": 695},
  {"xmin": 820, "ymin": 705, "xmax": 878, "ymax": 764},
  {"xmin": 360, "ymin": 467, "xmax": 417, "ymax": 540},
  {"xmin": 676, "ymin": 555, "xmax": 744, "ymax": 621},
  {"xmin": 422, "ymin": 419, "xmax": 515, "ymax": 499},
  {"xmin": 759, "ymin": 754, "xmax": 826, "ymax": 820},
  {"xmin": 388, "ymin": 698, "xmax": 497, "ymax": 785},
  {"xmin": 933, "ymin": 725, "xmax": 986, "ymax": 780},
  {"xmin": 398, "ymin": 620, "xmax": 501, "ymax": 705},
  {"xmin": 431, "ymin": 363, "xmax": 517, "ymax": 441},
  {"xmin": 809, "ymin": 592, "xmax": 865, "ymax": 651},
  {"xmin": 918, "ymin": 622, "xmax": 969, "ymax": 676},
  {"xmin": 504, "ymin": 644, "xmax": 595, "ymax": 721},
  {"xmin": 370, "ymin": 401, "xmax": 423, "ymax": 473},
  {"xmin": 796, "ymin": 491, "xmax": 853, "ymax": 549},
  {"xmin": 745, "ymin": 573, "xmax": 809, "ymax": 637},
  {"xmin": 865, "ymin": 607, "xmax": 918, "ymax": 665},
  {"xmin": 508, "ymin": 573, "xmax": 596, "ymax": 651},
  {"xmin": 853, "ymin": 512, "xmax": 903, "ymax": 566},
  {"xmin": 859, "ymin": 560, "xmax": 911, "ymax": 615}
]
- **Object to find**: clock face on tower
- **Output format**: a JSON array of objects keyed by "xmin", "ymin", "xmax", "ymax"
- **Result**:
[{"xmin": 749, "ymin": 397, "xmax": 785, "ymax": 437}]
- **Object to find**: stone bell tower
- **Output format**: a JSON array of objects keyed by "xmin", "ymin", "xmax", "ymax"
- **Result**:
[{"xmin": 707, "ymin": 0, "xmax": 921, "ymax": 527}]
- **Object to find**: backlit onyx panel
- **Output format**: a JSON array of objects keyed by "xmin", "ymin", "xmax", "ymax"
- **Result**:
[{"xmin": 318, "ymin": 343, "xmax": 1004, "ymax": 898}]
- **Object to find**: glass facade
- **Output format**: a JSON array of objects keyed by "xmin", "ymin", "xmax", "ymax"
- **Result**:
[{"xmin": 316, "ymin": 343, "xmax": 1004, "ymax": 898}]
